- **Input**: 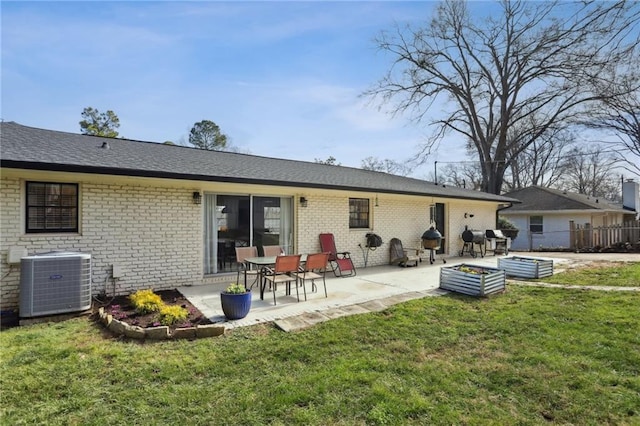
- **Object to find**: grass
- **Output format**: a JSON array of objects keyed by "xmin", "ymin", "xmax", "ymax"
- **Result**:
[
  {"xmin": 539, "ymin": 261, "xmax": 640, "ymax": 287},
  {"xmin": 1, "ymin": 281, "xmax": 639, "ymax": 424}
]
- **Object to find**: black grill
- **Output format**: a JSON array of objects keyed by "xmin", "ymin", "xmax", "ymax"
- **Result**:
[
  {"xmin": 462, "ymin": 229, "xmax": 485, "ymax": 244},
  {"xmin": 485, "ymin": 229, "xmax": 509, "ymax": 255},
  {"xmin": 460, "ymin": 229, "xmax": 485, "ymax": 258},
  {"xmin": 421, "ymin": 227, "xmax": 445, "ymax": 264},
  {"xmin": 486, "ymin": 229, "xmax": 506, "ymax": 240}
]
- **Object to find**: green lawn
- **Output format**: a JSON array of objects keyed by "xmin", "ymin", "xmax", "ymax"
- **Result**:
[
  {"xmin": 1, "ymin": 285, "xmax": 639, "ymax": 424},
  {"xmin": 539, "ymin": 261, "xmax": 640, "ymax": 287}
]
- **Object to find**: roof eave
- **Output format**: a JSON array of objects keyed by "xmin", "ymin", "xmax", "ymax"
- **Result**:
[
  {"xmin": 1, "ymin": 160, "xmax": 514, "ymax": 203},
  {"xmin": 501, "ymin": 208, "xmax": 629, "ymax": 215}
]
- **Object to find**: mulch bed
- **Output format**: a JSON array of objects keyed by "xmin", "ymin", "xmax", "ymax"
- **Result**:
[{"xmin": 99, "ymin": 289, "xmax": 212, "ymax": 331}]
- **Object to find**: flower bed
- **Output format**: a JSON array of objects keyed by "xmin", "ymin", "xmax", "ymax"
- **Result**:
[
  {"xmin": 498, "ymin": 256, "xmax": 553, "ymax": 279},
  {"xmin": 97, "ymin": 307, "xmax": 225, "ymax": 340},
  {"xmin": 97, "ymin": 289, "xmax": 223, "ymax": 340},
  {"xmin": 440, "ymin": 264, "xmax": 505, "ymax": 296}
]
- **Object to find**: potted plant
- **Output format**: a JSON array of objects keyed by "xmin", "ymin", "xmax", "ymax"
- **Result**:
[
  {"xmin": 220, "ymin": 283, "xmax": 252, "ymax": 320},
  {"xmin": 498, "ymin": 216, "xmax": 519, "ymax": 241}
]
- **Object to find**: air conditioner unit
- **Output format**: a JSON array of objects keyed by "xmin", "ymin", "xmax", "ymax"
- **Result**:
[{"xmin": 19, "ymin": 251, "xmax": 92, "ymax": 318}]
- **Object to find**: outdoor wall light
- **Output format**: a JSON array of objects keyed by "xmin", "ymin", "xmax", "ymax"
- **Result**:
[
  {"xmin": 464, "ymin": 212, "xmax": 475, "ymax": 218},
  {"xmin": 375, "ymin": 194, "xmax": 379, "ymax": 207},
  {"xmin": 192, "ymin": 191, "xmax": 202, "ymax": 205},
  {"xmin": 299, "ymin": 196, "xmax": 308, "ymax": 207}
]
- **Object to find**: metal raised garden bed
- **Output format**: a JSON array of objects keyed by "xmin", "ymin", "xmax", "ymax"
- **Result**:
[
  {"xmin": 498, "ymin": 256, "xmax": 553, "ymax": 279},
  {"xmin": 439, "ymin": 264, "xmax": 506, "ymax": 297}
]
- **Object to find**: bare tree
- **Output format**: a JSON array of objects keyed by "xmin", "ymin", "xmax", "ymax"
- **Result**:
[
  {"xmin": 314, "ymin": 156, "xmax": 341, "ymax": 166},
  {"xmin": 361, "ymin": 156, "xmax": 411, "ymax": 176},
  {"xmin": 504, "ymin": 129, "xmax": 575, "ymax": 191},
  {"xmin": 433, "ymin": 161, "xmax": 483, "ymax": 190},
  {"xmin": 586, "ymin": 72, "xmax": 640, "ymax": 176},
  {"xmin": 367, "ymin": 0, "xmax": 640, "ymax": 194},
  {"xmin": 559, "ymin": 146, "xmax": 621, "ymax": 200}
]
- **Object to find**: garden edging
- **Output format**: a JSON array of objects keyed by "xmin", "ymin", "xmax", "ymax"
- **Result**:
[{"xmin": 97, "ymin": 307, "xmax": 225, "ymax": 339}]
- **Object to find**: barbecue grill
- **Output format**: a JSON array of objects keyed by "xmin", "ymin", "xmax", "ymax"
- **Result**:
[
  {"xmin": 485, "ymin": 229, "xmax": 510, "ymax": 255},
  {"xmin": 460, "ymin": 229, "xmax": 485, "ymax": 258},
  {"xmin": 421, "ymin": 227, "xmax": 445, "ymax": 264}
]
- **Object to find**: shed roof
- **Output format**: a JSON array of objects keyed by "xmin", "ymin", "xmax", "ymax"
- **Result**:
[{"xmin": 1, "ymin": 122, "xmax": 517, "ymax": 203}]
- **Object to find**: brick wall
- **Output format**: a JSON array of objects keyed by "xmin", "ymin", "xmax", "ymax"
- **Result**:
[
  {"xmin": 298, "ymin": 194, "xmax": 433, "ymax": 267},
  {"xmin": 2, "ymin": 173, "xmax": 504, "ymax": 312},
  {"xmin": 295, "ymin": 194, "xmax": 500, "ymax": 267},
  {"xmin": 1, "ymin": 176, "xmax": 202, "ymax": 311},
  {"xmin": 448, "ymin": 203, "xmax": 498, "ymax": 255}
]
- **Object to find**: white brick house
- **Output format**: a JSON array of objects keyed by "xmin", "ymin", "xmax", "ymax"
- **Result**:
[{"xmin": 0, "ymin": 122, "xmax": 518, "ymax": 313}]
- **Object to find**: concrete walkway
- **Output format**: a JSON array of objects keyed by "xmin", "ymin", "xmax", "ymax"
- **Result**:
[
  {"xmin": 509, "ymin": 280, "xmax": 640, "ymax": 292},
  {"xmin": 178, "ymin": 252, "xmax": 638, "ymax": 332}
]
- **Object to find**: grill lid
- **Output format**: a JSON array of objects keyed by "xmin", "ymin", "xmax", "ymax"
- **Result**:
[
  {"xmin": 422, "ymin": 226, "xmax": 442, "ymax": 240},
  {"xmin": 486, "ymin": 229, "xmax": 506, "ymax": 239}
]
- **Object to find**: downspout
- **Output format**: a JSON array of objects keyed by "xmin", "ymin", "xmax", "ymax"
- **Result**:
[
  {"xmin": 495, "ymin": 202, "xmax": 513, "ymax": 227},
  {"xmin": 496, "ymin": 202, "xmax": 517, "ymax": 250}
]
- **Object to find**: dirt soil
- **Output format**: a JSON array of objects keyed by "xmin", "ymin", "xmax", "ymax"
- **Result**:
[{"xmin": 99, "ymin": 289, "xmax": 212, "ymax": 331}]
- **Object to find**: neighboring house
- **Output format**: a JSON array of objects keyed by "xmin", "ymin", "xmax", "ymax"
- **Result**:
[
  {"xmin": 0, "ymin": 122, "xmax": 518, "ymax": 313},
  {"xmin": 501, "ymin": 184, "xmax": 639, "ymax": 251}
]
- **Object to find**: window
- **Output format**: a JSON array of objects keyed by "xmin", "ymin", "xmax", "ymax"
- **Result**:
[
  {"xmin": 529, "ymin": 215, "xmax": 543, "ymax": 234},
  {"xmin": 349, "ymin": 198, "xmax": 370, "ymax": 228},
  {"xmin": 26, "ymin": 182, "xmax": 78, "ymax": 233}
]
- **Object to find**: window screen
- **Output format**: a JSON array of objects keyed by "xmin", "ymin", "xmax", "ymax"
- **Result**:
[
  {"xmin": 529, "ymin": 215, "xmax": 543, "ymax": 234},
  {"xmin": 349, "ymin": 198, "xmax": 370, "ymax": 228},
  {"xmin": 26, "ymin": 182, "xmax": 78, "ymax": 233}
]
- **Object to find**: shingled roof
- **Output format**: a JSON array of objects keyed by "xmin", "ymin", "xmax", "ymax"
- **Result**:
[
  {"xmin": 1, "ymin": 122, "xmax": 516, "ymax": 203},
  {"xmin": 502, "ymin": 186, "xmax": 627, "ymax": 213}
]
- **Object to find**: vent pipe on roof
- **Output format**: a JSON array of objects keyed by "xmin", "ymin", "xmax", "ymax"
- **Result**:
[{"xmin": 101, "ymin": 141, "xmax": 110, "ymax": 149}]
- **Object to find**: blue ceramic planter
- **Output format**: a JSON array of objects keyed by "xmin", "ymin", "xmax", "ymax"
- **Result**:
[{"xmin": 220, "ymin": 292, "xmax": 252, "ymax": 320}]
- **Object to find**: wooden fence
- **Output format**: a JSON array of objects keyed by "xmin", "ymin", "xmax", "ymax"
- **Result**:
[{"xmin": 569, "ymin": 220, "xmax": 640, "ymax": 250}]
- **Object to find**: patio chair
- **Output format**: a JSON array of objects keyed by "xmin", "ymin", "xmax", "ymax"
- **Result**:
[
  {"xmin": 389, "ymin": 238, "xmax": 419, "ymax": 267},
  {"xmin": 319, "ymin": 233, "xmax": 356, "ymax": 277},
  {"xmin": 262, "ymin": 254, "xmax": 302, "ymax": 305},
  {"xmin": 262, "ymin": 245, "xmax": 283, "ymax": 256},
  {"xmin": 235, "ymin": 246, "xmax": 259, "ymax": 290},
  {"xmin": 294, "ymin": 252, "xmax": 329, "ymax": 298}
]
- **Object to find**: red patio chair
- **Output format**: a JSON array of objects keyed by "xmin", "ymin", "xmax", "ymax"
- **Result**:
[
  {"xmin": 262, "ymin": 245, "xmax": 283, "ymax": 256},
  {"xmin": 294, "ymin": 252, "xmax": 330, "ymax": 298},
  {"xmin": 319, "ymin": 233, "xmax": 356, "ymax": 277},
  {"xmin": 262, "ymin": 254, "xmax": 302, "ymax": 305},
  {"xmin": 235, "ymin": 246, "xmax": 259, "ymax": 290}
]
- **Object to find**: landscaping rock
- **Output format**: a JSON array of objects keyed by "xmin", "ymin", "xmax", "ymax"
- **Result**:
[
  {"xmin": 171, "ymin": 327, "xmax": 197, "ymax": 339},
  {"xmin": 108, "ymin": 318, "xmax": 127, "ymax": 335},
  {"xmin": 145, "ymin": 326, "xmax": 169, "ymax": 340},
  {"xmin": 124, "ymin": 325, "xmax": 145, "ymax": 339},
  {"xmin": 196, "ymin": 324, "xmax": 225, "ymax": 337}
]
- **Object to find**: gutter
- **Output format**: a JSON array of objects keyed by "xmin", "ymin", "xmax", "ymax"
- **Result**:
[
  {"xmin": 1, "ymin": 160, "xmax": 517, "ymax": 204},
  {"xmin": 495, "ymin": 202, "xmax": 514, "ymax": 226}
]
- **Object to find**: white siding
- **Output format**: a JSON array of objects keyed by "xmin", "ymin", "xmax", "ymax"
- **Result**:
[{"xmin": 502, "ymin": 212, "xmax": 626, "ymax": 251}]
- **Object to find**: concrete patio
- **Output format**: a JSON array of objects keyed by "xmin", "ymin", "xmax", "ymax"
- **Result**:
[{"xmin": 179, "ymin": 251, "xmax": 630, "ymax": 332}]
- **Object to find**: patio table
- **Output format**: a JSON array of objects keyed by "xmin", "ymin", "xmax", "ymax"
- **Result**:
[{"xmin": 245, "ymin": 255, "xmax": 307, "ymax": 300}]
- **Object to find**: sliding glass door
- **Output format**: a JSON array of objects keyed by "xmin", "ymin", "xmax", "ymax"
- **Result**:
[{"xmin": 203, "ymin": 194, "xmax": 293, "ymax": 274}]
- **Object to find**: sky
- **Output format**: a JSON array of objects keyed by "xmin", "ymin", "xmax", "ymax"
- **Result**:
[{"xmin": 2, "ymin": 0, "xmax": 473, "ymax": 178}]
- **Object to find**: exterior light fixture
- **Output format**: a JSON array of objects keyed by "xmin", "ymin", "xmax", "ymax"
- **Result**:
[
  {"xmin": 192, "ymin": 191, "xmax": 202, "ymax": 205},
  {"xmin": 464, "ymin": 212, "xmax": 474, "ymax": 218},
  {"xmin": 299, "ymin": 196, "xmax": 308, "ymax": 207}
]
